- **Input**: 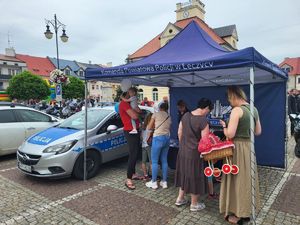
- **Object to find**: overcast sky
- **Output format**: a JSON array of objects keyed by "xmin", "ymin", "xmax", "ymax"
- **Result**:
[{"xmin": 0, "ymin": 0, "xmax": 299, "ymax": 66}]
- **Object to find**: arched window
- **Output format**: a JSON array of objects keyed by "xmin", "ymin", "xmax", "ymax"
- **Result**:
[
  {"xmin": 152, "ymin": 88, "xmax": 158, "ymax": 101},
  {"xmin": 138, "ymin": 89, "xmax": 143, "ymax": 101}
]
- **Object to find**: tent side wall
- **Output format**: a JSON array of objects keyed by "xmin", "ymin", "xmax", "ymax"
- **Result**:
[{"xmin": 170, "ymin": 82, "xmax": 286, "ymax": 168}]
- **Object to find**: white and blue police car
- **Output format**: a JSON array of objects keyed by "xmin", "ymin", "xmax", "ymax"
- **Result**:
[{"xmin": 17, "ymin": 106, "xmax": 153, "ymax": 179}]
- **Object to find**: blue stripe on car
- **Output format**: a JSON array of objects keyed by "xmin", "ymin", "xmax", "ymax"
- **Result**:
[
  {"xmin": 28, "ymin": 127, "xmax": 79, "ymax": 146},
  {"xmin": 72, "ymin": 135, "xmax": 127, "ymax": 153}
]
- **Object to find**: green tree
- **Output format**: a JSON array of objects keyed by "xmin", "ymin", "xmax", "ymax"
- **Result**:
[
  {"xmin": 62, "ymin": 76, "xmax": 85, "ymax": 99},
  {"xmin": 114, "ymin": 85, "xmax": 122, "ymax": 102},
  {"xmin": 7, "ymin": 71, "xmax": 50, "ymax": 101}
]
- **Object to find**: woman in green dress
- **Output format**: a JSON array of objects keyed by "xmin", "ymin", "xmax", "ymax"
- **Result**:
[{"xmin": 219, "ymin": 86, "xmax": 262, "ymax": 224}]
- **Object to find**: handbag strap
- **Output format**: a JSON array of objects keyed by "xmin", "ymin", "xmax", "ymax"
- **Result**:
[
  {"xmin": 155, "ymin": 114, "xmax": 170, "ymax": 130},
  {"xmin": 188, "ymin": 112, "xmax": 201, "ymax": 141}
]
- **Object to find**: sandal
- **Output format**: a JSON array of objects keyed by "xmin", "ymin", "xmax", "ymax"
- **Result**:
[
  {"xmin": 132, "ymin": 174, "xmax": 143, "ymax": 180},
  {"xmin": 208, "ymin": 192, "xmax": 219, "ymax": 200},
  {"xmin": 142, "ymin": 175, "xmax": 150, "ymax": 181},
  {"xmin": 227, "ymin": 215, "xmax": 243, "ymax": 225},
  {"xmin": 125, "ymin": 182, "xmax": 136, "ymax": 190}
]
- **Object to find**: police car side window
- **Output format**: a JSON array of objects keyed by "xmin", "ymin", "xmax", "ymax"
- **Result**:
[{"xmin": 97, "ymin": 114, "xmax": 123, "ymax": 134}]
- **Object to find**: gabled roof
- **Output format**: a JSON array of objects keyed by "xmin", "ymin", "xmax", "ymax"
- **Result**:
[
  {"xmin": 279, "ymin": 57, "xmax": 300, "ymax": 75},
  {"xmin": 213, "ymin": 25, "xmax": 237, "ymax": 39},
  {"xmin": 48, "ymin": 57, "xmax": 80, "ymax": 76},
  {"xmin": 128, "ymin": 17, "xmax": 226, "ymax": 60},
  {"xmin": 16, "ymin": 54, "xmax": 55, "ymax": 77},
  {"xmin": 76, "ymin": 61, "xmax": 101, "ymax": 70},
  {"xmin": 0, "ymin": 54, "xmax": 24, "ymax": 63}
]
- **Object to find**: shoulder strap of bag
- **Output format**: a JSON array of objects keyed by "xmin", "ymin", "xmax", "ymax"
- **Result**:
[
  {"xmin": 188, "ymin": 112, "xmax": 200, "ymax": 141},
  {"xmin": 156, "ymin": 114, "xmax": 169, "ymax": 130}
]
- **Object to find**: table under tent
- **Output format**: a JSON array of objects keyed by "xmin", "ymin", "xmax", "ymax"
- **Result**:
[{"xmin": 85, "ymin": 21, "xmax": 287, "ymax": 222}]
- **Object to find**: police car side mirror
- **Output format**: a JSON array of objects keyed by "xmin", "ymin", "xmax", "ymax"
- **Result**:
[{"xmin": 107, "ymin": 125, "xmax": 118, "ymax": 133}]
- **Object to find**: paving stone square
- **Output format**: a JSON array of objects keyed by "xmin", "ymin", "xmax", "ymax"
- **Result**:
[
  {"xmin": 63, "ymin": 186, "xmax": 178, "ymax": 225},
  {"xmin": 0, "ymin": 139, "xmax": 299, "ymax": 225},
  {"xmin": 1, "ymin": 169, "xmax": 98, "ymax": 200},
  {"xmin": 271, "ymin": 175, "xmax": 300, "ymax": 216}
]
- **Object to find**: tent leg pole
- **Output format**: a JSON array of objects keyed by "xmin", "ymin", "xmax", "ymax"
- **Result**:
[
  {"xmin": 250, "ymin": 67, "xmax": 257, "ymax": 225},
  {"xmin": 84, "ymin": 80, "xmax": 88, "ymax": 181}
]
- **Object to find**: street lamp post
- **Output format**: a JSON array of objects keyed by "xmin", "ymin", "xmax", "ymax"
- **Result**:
[{"xmin": 44, "ymin": 14, "xmax": 69, "ymax": 69}]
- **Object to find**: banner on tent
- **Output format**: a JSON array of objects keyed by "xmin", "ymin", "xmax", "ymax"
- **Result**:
[{"xmin": 100, "ymin": 61, "xmax": 215, "ymax": 75}]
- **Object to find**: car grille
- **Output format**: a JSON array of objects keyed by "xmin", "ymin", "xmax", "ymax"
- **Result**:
[{"xmin": 17, "ymin": 151, "xmax": 41, "ymax": 166}]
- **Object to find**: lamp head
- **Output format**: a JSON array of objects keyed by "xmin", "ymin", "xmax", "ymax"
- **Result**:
[
  {"xmin": 44, "ymin": 25, "xmax": 53, "ymax": 39},
  {"xmin": 60, "ymin": 29, "xmax": 68, "ymax": 42}
]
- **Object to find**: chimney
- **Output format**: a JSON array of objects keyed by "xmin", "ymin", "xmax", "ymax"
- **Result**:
[{"xmin": 5, "ymin": 47, "xmax": 16, "ymax": 57}]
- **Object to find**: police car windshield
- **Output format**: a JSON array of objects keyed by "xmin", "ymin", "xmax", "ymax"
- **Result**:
[{"xmin": 58, "ymin": 109, "xmax": 112, "ymax": 130}]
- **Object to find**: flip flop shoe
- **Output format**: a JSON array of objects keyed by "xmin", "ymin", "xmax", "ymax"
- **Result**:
[{"xmin": 125, "ymin": 182, "xmax": 135, "ymax": 190}]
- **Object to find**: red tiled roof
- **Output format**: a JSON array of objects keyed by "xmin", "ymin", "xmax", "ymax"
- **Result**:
[
  {"xmin": 279, "ymin": 57, "xmax": 300, "ymax": 76},
  {"xmin": 0, "ymin": 54, "xmax": 24, "ymax": 62},
  {"xmin": 16, "ymin": 54, "xmax": 55, "ymax": 77},
  {"xmin": 128, "ymin": 17, "xmax": 226, "ymax": 60},
  {"xmin": 128, "ymin": 34, "xmax": 162, "ymax": 61}
]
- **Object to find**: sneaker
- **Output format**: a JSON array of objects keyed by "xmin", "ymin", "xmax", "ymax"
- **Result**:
[
  {"xmin": 190, "ymin": 202, "xmax": 206, "ymax": 212},
  {"xmin": 175, "ymin": 199, "xmax": 188, "ymax": 206},
  {"xmin": 129, "ymin": 129, "xmax": 138, "ymax": 134},
  {"xmin": 145, "ymin": 181, "xmax": 158, "ymax": 190},
  {"xmin": 159, "ymin": 181, "xmax": 168, "ymax": 189}
]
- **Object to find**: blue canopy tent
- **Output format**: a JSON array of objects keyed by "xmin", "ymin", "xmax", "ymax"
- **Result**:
[
  {"xmin": 85, "ymin": 21, "xmax": 287, "ymax": 168},
  {"xmin": 85, "ymin": 21, "xmax": 287, "ymax": 222}
]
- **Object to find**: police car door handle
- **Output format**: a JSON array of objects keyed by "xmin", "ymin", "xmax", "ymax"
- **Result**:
[{"xmin": 27, "ymin": 127, "xmax": 36, "ymax": 130}]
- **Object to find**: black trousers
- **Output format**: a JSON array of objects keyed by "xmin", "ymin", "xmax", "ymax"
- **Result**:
[
  {"xmin": 289, "ymin": 116, "xmax": 295, "ymax": 136},
  {"xmin": 124, "ymin": 131, "xmax": 141, "ymax": 179}
]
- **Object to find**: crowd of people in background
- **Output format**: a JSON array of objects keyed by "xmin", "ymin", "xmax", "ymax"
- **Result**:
[
  {"xmin": 288, "ymin": 88, "xmax": 300, "ymax": 135},
  {"xmin": 118, "ymin": 85, "xmax": 261, "ymax": 224}
]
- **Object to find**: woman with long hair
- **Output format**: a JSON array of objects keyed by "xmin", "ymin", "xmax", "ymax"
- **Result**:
[{"xmin": 219, "ymin": 86, "xmax": 262, "ymax": 224}]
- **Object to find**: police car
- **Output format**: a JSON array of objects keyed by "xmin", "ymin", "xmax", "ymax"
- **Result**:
[{"xmin": 17, "ymin": 106, "xmax": 153, "ymax": 179}]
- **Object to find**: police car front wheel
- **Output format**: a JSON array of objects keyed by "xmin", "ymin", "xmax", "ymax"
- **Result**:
[{"xmin": 72, "ymin": 151, "xmax": 101, "ymax": 180}]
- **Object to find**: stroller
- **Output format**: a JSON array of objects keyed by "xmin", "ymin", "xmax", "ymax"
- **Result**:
[{"xmin": 198, "ymin": 133, "xmax": 239, "ymax": 177}]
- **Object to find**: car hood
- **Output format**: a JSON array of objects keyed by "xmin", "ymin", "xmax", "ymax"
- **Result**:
[{"xmin": 27, "ymin": 127, "xmax": 81, "ymax": 146}]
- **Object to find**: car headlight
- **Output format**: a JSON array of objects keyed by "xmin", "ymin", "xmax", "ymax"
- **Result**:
[{"xmin": 43, "ymin": 140, "xmax": 78, "ymax": 154}]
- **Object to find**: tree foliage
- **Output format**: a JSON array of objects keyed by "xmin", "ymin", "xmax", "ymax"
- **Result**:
[
  {"xmin": 114, "ymin": 85, "xmax": 122, "ymax": 102},
  {"xmin": 7, "ymin": 71, "xmax": 50, "ymax": 101},
  {"xmin": 62, "ymin": 76, "xmax": 85, "ymax": 99}
]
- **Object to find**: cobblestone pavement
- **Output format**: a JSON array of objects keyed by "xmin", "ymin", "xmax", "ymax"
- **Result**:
[{"xmin": 0, "ymin": 139, "xmax": 299, "ymax": 225}]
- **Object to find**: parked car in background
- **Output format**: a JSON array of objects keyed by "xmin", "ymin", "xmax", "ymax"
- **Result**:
[
  {"xmin": 0, "ymin": 104, "xmax": 60, "ymax": 156},
  {"xmin": 17, "ymin": 106, "xmax": 153, "ymax": 179}
]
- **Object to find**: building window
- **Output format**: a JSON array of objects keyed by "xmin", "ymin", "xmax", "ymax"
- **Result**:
[
  {"xmin": 152, "ymin": 88, "xmax": 158, "ymax": 101},
  {"xmin": 138, "ymin": 89, "xmax": 143, "ymax": 101},
  {"xmin": 96, "ymin": 85, "xmax": 99, "ymax": 90},
  {"xmin": 8, "ymin": 69, "xmax": 20, "ymax": 76},
  {"xmin": 92, "ymin": 85, "xmax": 95, "ymax": 90},
  {"xmin": 232, "ymin": 40, "xmax": 236, "ymax": 48},
  {"xmin": 284, "ymin": 67, "xmax": 291, "ymax": 73},
  {"xmin": 15, "ymin": 63, "xmax": 18, "ymax": 66},
  {"xmin": 79, "ymin": 70, "xmax": 84, "ymax": 77},
  {"xmin": 65, "ymin": 69, "xmax": 70, "ymax": 76},
  {"xmin": 3, "ymin": 62, "xmax": 7, "ymax": 65},
  {"xmin": 298, "ymin": 77, "xmax": 300, "ymax": 84},
  {"xmin": 0, "ymin": 82, "xmax": 3, "ymax": 90}
]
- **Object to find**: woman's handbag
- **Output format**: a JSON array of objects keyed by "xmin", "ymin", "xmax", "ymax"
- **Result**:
[{"xmin": 146, "ymin": 133, "xmax": 153, "ymax": 146}]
